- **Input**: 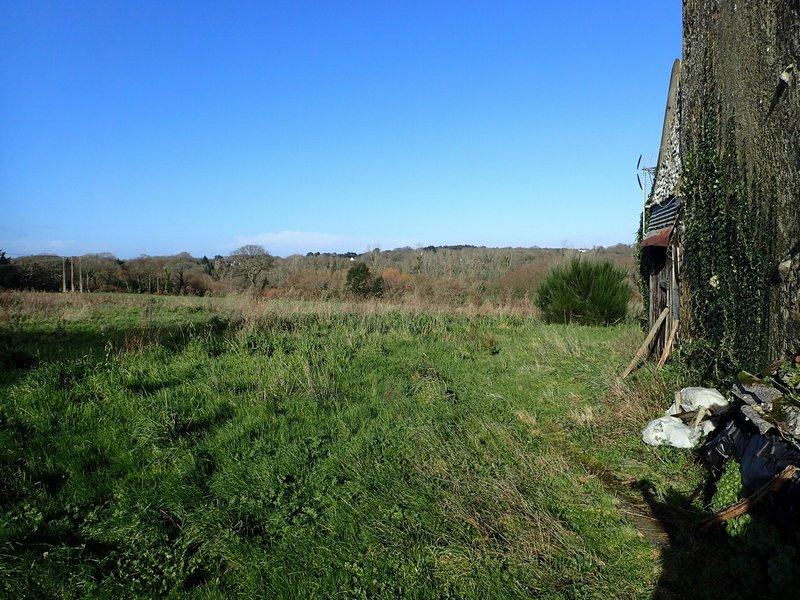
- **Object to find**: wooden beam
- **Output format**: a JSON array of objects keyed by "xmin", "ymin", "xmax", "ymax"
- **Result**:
[
  {"xmin": 698, "ymin": 465, "xmax": 798, "ymax": 534},
  {"xmin": 621, "ymin": 308, "xmax": 669, "ymax": 379},
  {"xmin": 657, "ymin": 319, "xmax": 680, "ymax": 368}
]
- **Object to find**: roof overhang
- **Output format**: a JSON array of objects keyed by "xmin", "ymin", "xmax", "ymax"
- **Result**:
[{"xmin": 641, "ymin": 226, "xmax": 674, "ymax": 248}]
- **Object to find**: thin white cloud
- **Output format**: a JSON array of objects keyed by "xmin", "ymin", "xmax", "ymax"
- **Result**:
[
  {"xmin": 233, "ymin": 230, "xmax": 417, "ymax": 256},
  {"xmin": 0, "ymin": 239, "xmax": 77, "ymax": 256}
]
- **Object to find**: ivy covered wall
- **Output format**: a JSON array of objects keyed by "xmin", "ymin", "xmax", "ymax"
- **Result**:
[{"xmin": 679, "ymin": 0, "xmax": 799, "ymax": 380}]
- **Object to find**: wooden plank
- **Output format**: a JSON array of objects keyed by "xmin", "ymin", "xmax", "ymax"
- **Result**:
[
  {"xmin": 698, "ymin": 465, "xmax": 799, "ymax": 533},
  {"xmin": 649, "ymin": 272, "xmax": 659, "ymax": 330},
  {"xmin": 621, "ymin": 308, "xmax": 669, "ymax": 379},
  {"xmin": 657, "ymin": 319, "xmax": 680, "ymax": 368}
]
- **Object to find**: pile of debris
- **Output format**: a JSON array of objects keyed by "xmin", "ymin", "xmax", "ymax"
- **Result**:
[
  {"xmin": 643, "ymin": 356, "xmax": 800, "ymax": 527},
  {"xmin": 700, "ymin": 359, "xmax": 800, "ymax": 526}
]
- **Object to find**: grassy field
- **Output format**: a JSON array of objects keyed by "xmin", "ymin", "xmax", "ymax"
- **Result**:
[{"xmin": 0, "ymin": 293, "xmax": 743, "ymax": 598}]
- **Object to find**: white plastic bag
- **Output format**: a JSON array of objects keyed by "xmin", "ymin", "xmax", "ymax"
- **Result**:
[
  {"xmin": 666, "ymin": 387, "xmax": 728, "ymax": 416},
  {"xmin": 642, "ymin": 416, "xmax": 701, "ymax": 448},
  {"xmin": 642, "ymin": 387, "xmax": 729, "ymax": 449}
]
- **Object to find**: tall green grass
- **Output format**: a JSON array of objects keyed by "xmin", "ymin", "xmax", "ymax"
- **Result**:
[{"xmin": 0, "ymin": 293, "xmax": 711, "ymax": 598}]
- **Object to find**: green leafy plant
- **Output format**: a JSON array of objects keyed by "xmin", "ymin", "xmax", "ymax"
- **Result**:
[
  {"xmin": 535, "ymin": 258, "xmax": 631, "ymax": 325},
  {"xmin": 711, "ymin": 460, "xmax": 751, "ymax": 537}
]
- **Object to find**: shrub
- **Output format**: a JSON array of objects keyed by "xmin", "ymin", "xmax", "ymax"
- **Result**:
[
  {"xmin": 279, "ymin": 268, "xmax": 345, "ymax": 300},
  {"xmin": 380, "ymin": 267, "xmax": 415, "ymax": 299},
  {"xmin": 345, "ymin": 263, "xmax": 383, "ymax": 298},
  {"xmin": 493, "ymin": 262, "xmax": 550, "ymax": 300},
  {"xmin": 535, "ymin": 259, "xmax": 630, "ymax": 325},
  {"xmin": 0, "ymin": 251, "xmax": 21, "ymax": 290}
]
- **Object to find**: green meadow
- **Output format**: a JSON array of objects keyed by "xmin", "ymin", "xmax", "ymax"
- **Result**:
[{"xmin": 1, "ymin": 293, "xmax": 731, "ymax": 598}]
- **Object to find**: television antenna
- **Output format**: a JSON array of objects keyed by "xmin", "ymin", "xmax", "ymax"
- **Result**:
[{"xmin": 636, "ymin": 154, "xmax": 657, "ymax": 234}]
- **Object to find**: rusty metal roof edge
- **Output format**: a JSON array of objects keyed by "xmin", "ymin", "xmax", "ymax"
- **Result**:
[{"xmin": 641, "ymin": 226, "xmax": 674, "ymax": 248}]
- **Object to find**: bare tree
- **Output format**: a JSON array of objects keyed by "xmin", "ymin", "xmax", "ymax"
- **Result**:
[
  {"xmin": 234, "ymin": 244, "xmax": 269, "ymax": 257},
  {"xmin": 168, "ymin": 253, "xmax": 195, "ymax": 294},
  {"xmin": 229, "ymin": 245, "xmax": 274, "ymax": 294}
]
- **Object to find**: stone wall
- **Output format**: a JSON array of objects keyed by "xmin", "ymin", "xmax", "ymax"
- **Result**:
[
  {"xmin": 650, "ymin": 60, "xmax": 682, "ymax": 208},
  {"xmin": 681, "ymin": 0, "xmax": 799, "ymax": 364}
]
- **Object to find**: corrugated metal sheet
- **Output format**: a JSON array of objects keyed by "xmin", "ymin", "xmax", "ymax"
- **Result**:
[{"xmin": 646, "ymin": 196, "xmax": 681, "ymax": 234}]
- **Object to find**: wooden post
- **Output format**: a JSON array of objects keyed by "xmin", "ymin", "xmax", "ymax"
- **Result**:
[
  {"xmin": 622, "ymin": 308, "xmax": 669, "ymax": 379},
  {"xmin": 62, "ymin": 257, "xmax": 67, "ymax": 293},
  {"xmin": 78, "ymin": 257, "xmax": 83, "ymax": 293},
  {"xmin": 70, "ymin": 257, "xmax": 75, "ymax": 292},
  {"xmin": 657, "ymin": 319, "xmax": 680, "ymax": 368},
  {"xmin": 649, "ymin": 272, "xmax": 658, "ymax": 330}
]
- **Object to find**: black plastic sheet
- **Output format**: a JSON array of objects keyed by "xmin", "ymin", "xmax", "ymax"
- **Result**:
[{"xmin": 701, "ymin": 402, "xmax": 800, "ymax": 528}]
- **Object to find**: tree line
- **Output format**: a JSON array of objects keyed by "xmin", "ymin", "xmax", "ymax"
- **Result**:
[{"xmin": 0, "ymin": 244, "xmax": 635, "ymax": 306}]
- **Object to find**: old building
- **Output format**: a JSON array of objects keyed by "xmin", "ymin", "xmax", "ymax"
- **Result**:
[
  {"xmin": 641, "ymin": 59, "xmax": 683, "ymax": 359},
  {"xmin": 640, "ymin": 1, "xmax": 799, "ymax": 373}
]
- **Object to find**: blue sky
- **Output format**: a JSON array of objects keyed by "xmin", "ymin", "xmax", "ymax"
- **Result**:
[{"xmin": 1, "ymin": 1, "xmax": 681, "ymax": 258}]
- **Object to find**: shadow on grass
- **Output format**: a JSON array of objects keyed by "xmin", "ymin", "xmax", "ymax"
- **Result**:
[
  {"xmin": 0, "ymin": 318, "xmax": 232, "ymax": 387},
  {"xmin": 638, "ymin": 479, "xmax": 790, "ymax": 600}
]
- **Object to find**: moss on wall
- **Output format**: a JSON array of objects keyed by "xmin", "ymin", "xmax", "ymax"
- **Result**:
[{"xmin": 681, "ymin": 95, "xmax": 777, "ymax": 380}]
